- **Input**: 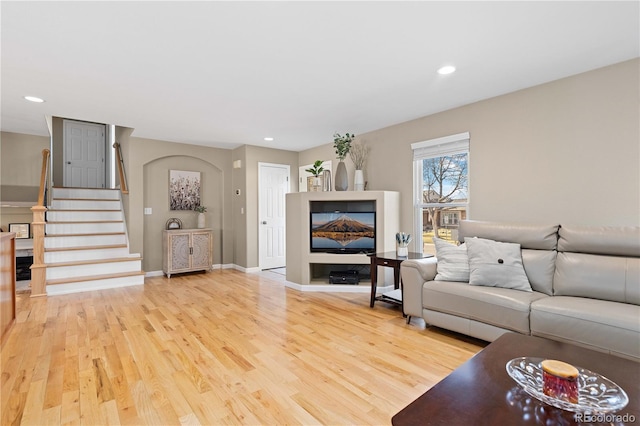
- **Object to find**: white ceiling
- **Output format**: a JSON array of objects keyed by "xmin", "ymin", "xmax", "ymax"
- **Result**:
[{"xmin": 1, "ymin": 1, "xmax": 638, "ymax": 152}]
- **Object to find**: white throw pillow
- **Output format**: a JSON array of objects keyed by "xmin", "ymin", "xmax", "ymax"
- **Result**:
[
  {"xmin": 433, "ymin": 237, "xmax": 470, "ymax": 282},
  {"xmin": 464, "ymin": 237, "xmax": 532, "ymax": 292}
]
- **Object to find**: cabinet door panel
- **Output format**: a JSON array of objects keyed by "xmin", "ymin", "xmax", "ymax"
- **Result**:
[
  {"xmin": 170, "ymin": 233, "xmax": 191, "ymax": 270},
  {"xmin": 191, "ymin": 232, "xmax": 211, "ymax": 269}
]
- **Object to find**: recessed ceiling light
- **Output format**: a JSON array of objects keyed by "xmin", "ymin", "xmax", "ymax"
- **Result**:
[
  {"xmin": 24, "ymin": 95, "xmax": 45, "ymax": 103},
  {"xmin": 437, "ymin": 65, "xmax": 456, "ymax": 75},
  {"xmin": 264, "ymin": 137, "xmax": 274, "ymax": 141}
]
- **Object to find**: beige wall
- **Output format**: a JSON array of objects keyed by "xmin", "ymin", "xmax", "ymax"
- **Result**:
[
  {"xmin": 1, "ymin": 128, "xmax": 298, "ymax": 271},
  {"xmin": 0, "ymin": 131, "xmax": 49, "ymax": 189},
  {"xmin": 0, "ymin": 131, "xmax": 50, "ymax": 232},
  {"xmin": 238, "ymin": 145, "xmax": 299, "ymax": 269},
  {"xmin": 123, "ymin": 136, "xmax": 234, "ymax": 272},
  {"xmin": 2, "ymin": 59, "xmax": 637, "ymax": 263},
  {"xmin": 300, "ymin": 59, "xmax": 640, "ymax": 251},
  {"xmin": 52, "ymin": 117, "xmax": 64, "ymax": 186},
  {"xmin": 231, "ymin": 146, "xmax": 248, "ymax": 267},
  {"xmin": 143, "ymin": 156, "xmax": 224, "ymax": 271}
]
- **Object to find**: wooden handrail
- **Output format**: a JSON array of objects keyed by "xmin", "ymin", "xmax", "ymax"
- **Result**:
[
  {"xmin": 37, "ymin": 149, "xmax": 50, "ymax": 206},
  {"xmin": 113, "ymin": 142, "xmax": 128, "ymax": 194},
  {"xmin": 31, "ymin": 148, "xmax": 50, "ymax": 297}
]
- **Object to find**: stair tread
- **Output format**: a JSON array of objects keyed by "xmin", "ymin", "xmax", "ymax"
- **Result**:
[
  {"xmin": 47, "ymin": 256, "xmax": 142, "ymax": 268},
  {"xmin": 47, "ymin": 271, "xmax": 145, "ymax": 286},
  {"xmin": 47, "ymin": 209, "xmax": 121, "ymax": 212},
  {"xmin": 52, "ymin": 198, "xmax": 119, "ymax": 201},
  {"xmin": 41, "ymin": 188, "xmax": 141, "ymax": 293},
  {"xmin": 46, "ymin": 232, "xmax": 126, "ymax": 237},
  {"xmin": 47, "ymin": 220, "xmax": 123, "ymax": 224},
  {"xmin": 46, "ymin": 244, "xmax": 128, "ymax": 252},
  {"xmin": 53, "ymin": 187, "xmax": 118, "ymax": 191}
]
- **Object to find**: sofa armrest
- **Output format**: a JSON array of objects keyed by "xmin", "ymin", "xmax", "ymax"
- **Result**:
[{"xmin": 401, "ymin": 257, "xmax": 438, "ymax": 317}]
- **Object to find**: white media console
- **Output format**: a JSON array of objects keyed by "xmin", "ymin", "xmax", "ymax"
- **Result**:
[{"xmin": 285, "ymin": 191, "xmax": 400, "ymax": 288}]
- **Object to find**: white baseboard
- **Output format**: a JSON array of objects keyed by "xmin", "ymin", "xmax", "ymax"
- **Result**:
[
  {"xmin": 148, "ymin": 266, "xmax": 390, "ymax": 295},
  {"xmin": 283, "ymin": 281, "xmax": 393, "ymax": 293},
  {"xmin": 148, "ymin": 264, "xmax": 256, "ymax": 276},
  {"xmin": 233, "ymin": 265, "xmax": 261, "ymax": 273}
]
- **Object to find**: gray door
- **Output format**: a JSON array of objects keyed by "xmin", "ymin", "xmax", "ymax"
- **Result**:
[{"xmin": 63, "ymin": 119, "xmax": 106, "ymax": 188}]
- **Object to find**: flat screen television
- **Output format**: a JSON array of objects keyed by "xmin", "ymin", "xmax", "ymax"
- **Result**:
[{"xmin": 310, "ymin": 211, "xmax": 376, "ymax": 254}]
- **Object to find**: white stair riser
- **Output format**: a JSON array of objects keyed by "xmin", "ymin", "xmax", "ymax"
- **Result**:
[
  {"xmin": 45, "ymin": 234, "xmax": 127, "ymax": 248},
  {"xmin": 45, "ymin": 247, "xmax": 130, "ymax": 263},
  {"xmin": 52, "ymin": 188, "xmax": 120, "ymax": 200},
  {"xmin": 44, "ymin": 188, "xmax": 144, "ymax": 296},
  {"xmin": 50, "ymin": 200, "xmax": 121, "ymax": 210},
  {"xmin": 47, "ymin": 210, "xmax": 123, "ymax": 222},
  {"xmin": 47, "ymin": 274, "xmax": 145, "ymax": 296},
  {"xmin": 46, "ymin": 260, "xmax": 141, "ymax": 280},
  {"xmin": 47, "ymin": 222, "xmax": 124, "ymax": 234}
]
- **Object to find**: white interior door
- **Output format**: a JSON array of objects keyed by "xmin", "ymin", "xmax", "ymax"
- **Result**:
[
  {"xmin": 63, "ymin": 120, "xmax": 106, "ymax": 188},
  {"xmin": 259, "ymin": 163, "xmax": 290, "ymax": 270}
]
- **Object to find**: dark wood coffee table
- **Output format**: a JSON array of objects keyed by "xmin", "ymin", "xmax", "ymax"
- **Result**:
[{"xmin": 392, "ymin": 333, "xmax": 639, "ymax": 425}]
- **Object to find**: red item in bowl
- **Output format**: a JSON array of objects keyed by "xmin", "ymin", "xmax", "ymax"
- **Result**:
[{"xmin": 541, "ymin": 359, "xmax": 579, "ymax": 404}]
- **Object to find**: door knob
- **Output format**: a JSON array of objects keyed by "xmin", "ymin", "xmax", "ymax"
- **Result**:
[
  {"xmin": 261, "ymin": 221, "xmax": 267, "ymax": 225},
  {"xmin": 67, "ymin": 161, "xmax": 71, "ymax": 164}
]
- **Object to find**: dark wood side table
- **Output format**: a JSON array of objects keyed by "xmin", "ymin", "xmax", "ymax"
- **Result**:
[{"xmin": 368, "ymin": 252, "xmax": 432, "ymax": 311}]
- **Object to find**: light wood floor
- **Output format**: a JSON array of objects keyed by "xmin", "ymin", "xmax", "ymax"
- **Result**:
[{"xmin": 1, "ymin": 270, "xmax": 486, "ymax": 425}]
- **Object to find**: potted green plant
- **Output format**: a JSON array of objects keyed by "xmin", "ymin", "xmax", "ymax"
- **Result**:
[
  {"xmin": 333, "ymin": 132, "xmax": 354, "ymax": 160},
  {"xmin": 305, "ymin": 160, "xmax": 325, "ymax": 192},
  {"xmin": 333, "ymin": 132, "xmax": 355, "ymax": 191},
  {"xmin": 194, "ymin": 205, "xmax": 207, "ymax": 228}
]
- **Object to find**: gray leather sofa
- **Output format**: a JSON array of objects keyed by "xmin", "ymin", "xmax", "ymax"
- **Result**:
[{"xmin": 401, "ymin": 220, "xmax": 640, "ymax": 361}]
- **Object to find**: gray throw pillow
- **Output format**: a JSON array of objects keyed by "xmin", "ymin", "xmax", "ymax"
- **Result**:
[
  {"xmin": 433, "ymin": 237, "xmax": 470, "ymax": 282},
  {"xmin": 464, "ymin": 237, "xmax": 532, "ymax": 292}
]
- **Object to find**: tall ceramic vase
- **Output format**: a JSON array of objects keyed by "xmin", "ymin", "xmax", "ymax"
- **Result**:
[
  {"xmin": 197, "ymin": 213, "xmax": 206, "ymax": 229},
  {"xmin": 335, "ymin": 160, "xmax": 348, "ymax": 191}
]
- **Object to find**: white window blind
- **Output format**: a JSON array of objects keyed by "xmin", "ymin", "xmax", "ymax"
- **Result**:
[{"xmin": 411, "ymin": 132, "xmax": 470, "ymax": 160}]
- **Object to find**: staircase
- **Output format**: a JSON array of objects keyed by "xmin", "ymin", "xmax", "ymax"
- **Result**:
[{"xmin": 43, "ymin": 187, "xmax": 144, "ymax": 295}]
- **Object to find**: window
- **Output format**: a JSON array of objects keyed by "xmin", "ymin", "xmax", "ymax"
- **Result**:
[{"xmin": 412, "ymin": 132, "xmax": 469, "ymax": 255}]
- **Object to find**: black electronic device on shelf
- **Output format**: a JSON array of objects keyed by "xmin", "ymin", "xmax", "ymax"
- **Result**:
[{"xmin": 329, "ymin": 270, "xmax": 360, "ymax": 285}]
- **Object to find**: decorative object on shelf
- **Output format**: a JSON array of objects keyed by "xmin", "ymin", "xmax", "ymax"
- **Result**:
[
  {"xmin": 349, "ymin": 140, "xmax": 370, "ymax": 191},
  {"xmin": 305, "ymin": 160, "xmax": 325, "ymax": 192},
  {"xmin": 335, "ymin": 161, "xmax": 348, "ymax": 191},
  {"xmin": 333, "ymin": 132, "xmax": 355, "ymax": 191},
  {"xmin": 8, "ymin": 223, "xmax": 30, "ymax": 239},
  {"xmin": 322, "ymin": 169, "xmax": 332, "ymax": 191},
  {"xmin": 166, "ymin": 218, "xmax": 183, "ymax": 230},
  {"xmin": 354, "ymin": 170, "xmax": 364, "ymax": 191},
  {"xmin": 194, "ymin": 205, "xmax": 207, "ymax": 228},
  {"xmin": 396, "ymin": 232, "xmax": 412, "ymax": 257}
]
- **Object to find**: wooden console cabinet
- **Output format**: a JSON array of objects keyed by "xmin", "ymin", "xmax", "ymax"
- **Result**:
[{"xmin": 163, "ymin": 229, "xmax": 213, "ymax": 278}]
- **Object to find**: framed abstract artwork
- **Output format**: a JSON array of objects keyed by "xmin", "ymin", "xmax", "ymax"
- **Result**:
[{"xmin": 169, "ymin": 170, "xmax": 201, "ymax": 210}]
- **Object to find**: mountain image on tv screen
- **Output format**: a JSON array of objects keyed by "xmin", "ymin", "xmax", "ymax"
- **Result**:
[{"xmin": 311, "ymin": 213, "xmax": 375, "ymax": 249}]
